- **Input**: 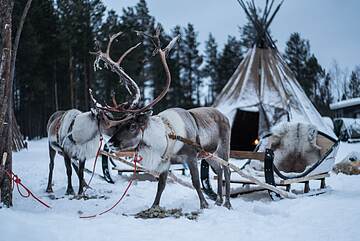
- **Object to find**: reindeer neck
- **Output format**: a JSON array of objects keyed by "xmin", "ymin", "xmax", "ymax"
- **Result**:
[{"xmin": 140, "ymin": 116, "xmax": 167, "ymax": 153}]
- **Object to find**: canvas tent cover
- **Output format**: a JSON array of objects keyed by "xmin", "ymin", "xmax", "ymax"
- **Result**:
[{"xmin": 213, "ymin": 46, "xmax": 337, "ymax": 140}]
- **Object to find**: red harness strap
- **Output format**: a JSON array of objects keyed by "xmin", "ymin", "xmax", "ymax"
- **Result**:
[
  {"xmin": 3, "ymin": 169, "xmax": 51, "ymax": 209},
  {"xmin": 82, "ymin": 135, "xmax": 103, "ymax": 195},
  {"xmin": 80, "ymin": 152, "xmax": 142, "ymax": 219}
]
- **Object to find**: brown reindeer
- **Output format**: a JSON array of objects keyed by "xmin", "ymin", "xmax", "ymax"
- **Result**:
[{"xmin": 93, "ymin": 29, "xmax": 232, "ymax": 209}]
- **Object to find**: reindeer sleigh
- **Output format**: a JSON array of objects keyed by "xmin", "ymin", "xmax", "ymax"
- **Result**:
[
  {"xmin": 94, "ymin": 30, "xmax": 339, "ymax": 204},
  {"xmin": 98, "ymin": 0, "xmax": 340, "ymax": 202}
]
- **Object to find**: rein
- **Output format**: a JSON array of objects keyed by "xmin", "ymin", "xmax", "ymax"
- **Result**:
[
  {"xmin": 82, "ymin": 134, "xmax": 103, "ymax": 195},
  {"xmin": 83, "ymin": 116, "xmax": 106, "ymax": 194},
  {"xmin": 80, "ymin": 151, "xmax": 142, "ymax": 218}
]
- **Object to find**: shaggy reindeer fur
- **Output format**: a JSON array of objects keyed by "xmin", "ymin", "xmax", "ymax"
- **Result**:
[
  {"xmin": 269, "ymin": 122, "xmax": 322, "ymax": 173},
  {"xmin": 47, "ymin": 109, "xmax": 115, "ymax": 195},
  {"xmin": 108, "ymin": 107, "xmax": 232, "ymax": 209}
]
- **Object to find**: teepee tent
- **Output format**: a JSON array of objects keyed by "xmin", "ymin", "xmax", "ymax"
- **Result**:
[{"xmin": 213, "ymin": 0, "xmax": 336, "ymax": 151}]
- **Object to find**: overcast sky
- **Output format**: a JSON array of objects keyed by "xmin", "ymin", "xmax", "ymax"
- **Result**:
[{"xmin": 103, "ymin": 0, "xmax": 360, "ymax": 71}]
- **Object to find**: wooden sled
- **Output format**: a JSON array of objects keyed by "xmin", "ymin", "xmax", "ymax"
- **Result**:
[{"xmin": 201, "ymin": 131, "xmax": 339, "ymax": 200}]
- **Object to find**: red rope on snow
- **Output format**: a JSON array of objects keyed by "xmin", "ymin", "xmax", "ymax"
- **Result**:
[
  {"xmin": 83, "ymin": 135, "xmax": 103, "ymax": 195},
  {"xmin": 80, "ymin": 152, "xmax": 142, "ymax": 219},
  {"xmin": 4, "ymin": 169, "xmax": 51, "ymax": 209}
]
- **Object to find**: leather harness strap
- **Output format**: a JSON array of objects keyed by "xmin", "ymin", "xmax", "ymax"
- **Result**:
[
  {"xmin": 160, "ymin": 116, "xmax": 177, "ymax": 162},
  {"xmin": 67, "ymin": 117, "xmax": 77, "ymax": 144},
  {"xmin": 55, "ymin": 112, "xmax": 67, "ymax": 145},
  {"xmin": 60, "ymin": 113, "xmax": 78, "ymax": 148}
]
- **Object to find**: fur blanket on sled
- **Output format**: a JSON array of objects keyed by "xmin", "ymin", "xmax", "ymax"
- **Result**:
[{"xmin": 269, "ymin": 122, "xmax": 322, "ymax": 173}]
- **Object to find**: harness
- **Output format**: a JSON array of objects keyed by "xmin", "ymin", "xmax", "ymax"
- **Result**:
[
  {"xmin": 60, "ymin": 114, "xmax": 78, "ymax": 148},
  {"xmin": 160, "ymin": 116, "xmax": 177, "ymax": 162}
]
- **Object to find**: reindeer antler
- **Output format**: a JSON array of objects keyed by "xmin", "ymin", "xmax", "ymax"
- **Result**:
[
  {"xmin": 128, "ymin": 27, "xmax": 179, "ymax": 113},
  {"xmin": 90, "ymin": 28, "xmax": 179, "ymax": 128},
  {"xmin": 91, "ymin": 32, "xmax": 142, "ymax": 110}
]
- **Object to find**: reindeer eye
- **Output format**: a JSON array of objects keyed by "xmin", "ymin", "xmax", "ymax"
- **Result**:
[{"xmin": 129, "ymin": 123, "xmax": 137, "ymax": 132}]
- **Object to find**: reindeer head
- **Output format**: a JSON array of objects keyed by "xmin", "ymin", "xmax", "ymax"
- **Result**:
[{"xmin": 91, "ymin": 28, "xmax": 179, "ymax": 151}]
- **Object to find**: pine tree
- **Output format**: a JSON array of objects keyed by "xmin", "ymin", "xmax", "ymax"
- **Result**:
[
  {"xmin": 284, "ymin": 32, "xmax": 310, "ymax": 90},
  {"xmin": 215, "ymin": 36, "xmax": 242, "ymax": 95},
  {"xmin": 318, "ymin": 72, "xmax": 333, "ymax": 116},
  {"xmin": 181, "ymin": 23, "xmax": 202, "ymax": 107},
  {"xmin": 203, "ymin": 33, "xmax": 219, "ymax": 104},
  {"xmin": 349, "ymin": 69, "xmax": 360, "ymax": 98},
  {"xmin": 166, "ymin": 25, "xmax": 184, "ymax": 108},
  {"xmin": 14, "ymin": 0, "xmax": 59, "ymax": 138},
  {"xmin": 304, "ymin": 54, "xmax": 324, "ymax": 102}
]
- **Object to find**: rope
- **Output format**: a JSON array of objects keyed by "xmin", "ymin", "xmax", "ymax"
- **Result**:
[
  {"xmin": 3, "ymin": 169, "xmax": 52, "ymax": 208},
  {"xmin": 83, "ymin": 135, "xmax": 103, "ymax": 195},
  {"xmin": 80, "ymin": 152, "xmax": 142, "ymax": 218}
]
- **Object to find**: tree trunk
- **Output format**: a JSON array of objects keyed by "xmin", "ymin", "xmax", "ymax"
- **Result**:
[
  {"xmin": 54, "ymin": 59, "xmax": 59, "ymax": 111},
  {"xmin": 0, "ymin": 0, "xmax": 14, "ymax": 207},
  {"xmin": 84, "ymin": 59, "xmax": 89, "ymax": 109},
  {"xmin": 69, "ymin": 48, "xmax": 75, "ymax": 108},
  {"xmin": 10, "ymin": 0, "xmax": 32, "ymax": 151}
]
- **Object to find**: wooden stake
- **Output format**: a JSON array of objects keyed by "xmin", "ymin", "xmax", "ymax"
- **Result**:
[
  {"xmin": 2, "ymin": 152, "xmax": 7, "ymax": 166},
  {"xmin": 0, "ymin": 152, "xmax": 8, "ymax": 194}
]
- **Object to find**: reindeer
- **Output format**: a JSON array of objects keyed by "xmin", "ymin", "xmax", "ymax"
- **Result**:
[
  {"xmin": 92, "ymin": 29, "xmax": 232, "ymax": 209},
  {"xmin": 46, "ymin": 33, "xmax": 142, "ymax": 196}
]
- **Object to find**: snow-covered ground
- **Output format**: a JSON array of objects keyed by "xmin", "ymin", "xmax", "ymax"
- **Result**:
[{"xmin": 1, "ymin": 139, "xmax": 360, "ymax": 241}]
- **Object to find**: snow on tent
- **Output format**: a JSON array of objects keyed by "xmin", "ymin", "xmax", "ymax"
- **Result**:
[{"xmin": 201, "ymin": 0, "xmax": 339, "ymax": 198}]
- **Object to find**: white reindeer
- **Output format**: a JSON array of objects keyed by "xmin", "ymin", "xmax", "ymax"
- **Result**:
[{"xmin": 46, "ymin": 34, "xmax": 143, "ymax": 195}]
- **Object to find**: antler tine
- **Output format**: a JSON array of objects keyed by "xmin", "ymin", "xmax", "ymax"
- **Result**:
[
  {"xmin": 106, "ymin": 32, "xmax": 124, "ymax": 59},
  {"xmin": 91, "ymin": 31, "xmax": 143, "ymax": 111},
  {"xmin": 145, "ymin": 34, "xmax": 179, "ymax": 109},
  {"xmin": 116, "ymin": 42, "xmax": 142, "ymax": 65},
  {"xmin": 111, "ymin": 92, "xmax": 119, "ymax": 107},
  {"xmin": 89, "ymin": 89, "xmax": 103, "ymax": 109},
  {"xmin": 129, "ymin": 29, "xmax": 179, "ymax": 113}
]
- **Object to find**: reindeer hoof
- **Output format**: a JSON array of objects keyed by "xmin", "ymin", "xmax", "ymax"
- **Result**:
[
  {"xmin": 223, "ymin": 201, "xmax": 232, "ymax": 210},
  {"xmin": 46, "ymin": 187, "xmax": 53, "ymax": 193},
  {"xmin": 200, "ymin": 201, "xmax": 209, "ymax": 209},
  {"xmin": 77, "ymin": 188, "xmax": 84, "ymax": 196},
  {"xmin": 65, "ymin": 187, "xmax": 75, "ymax": 195},
  {"xmin": 215, "ymin": 197, "xmax": 223, "ymax": 206}
]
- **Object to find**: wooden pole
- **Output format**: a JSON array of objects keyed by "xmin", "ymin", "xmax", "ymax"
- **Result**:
[
  {"xmin": 199, "ymin": 151, "xmax": 297, "ymax": 199},
  {"xmin": 100, "ymin": 151, "xmax": 194, "ymax": 190}
]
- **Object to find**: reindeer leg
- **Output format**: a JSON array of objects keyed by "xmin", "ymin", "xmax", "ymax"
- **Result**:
[
  {"xmin": 77, "ymin": 160, "xmax": 85, "ymax": 195},
  {"xmin": 71, "ymin": 161, "xmax": 88, "ymax": 189},
  {"xmin": 151, "ymin": 171, "xmax": 168, "ymax": 208},
  {"xmin": 223, "ymin": 166, "xmax": 232, "ymax": 209},
  {"xmin": 64, "ymin": 155, "xmax": 75, "ymax": 195},
  {"xmin": 46, "ymin": 144, "xmax": 56, "ymax": 193},
  {"xmin": 214, "ymin": 164, "xmax": 223, "ymax": 206},
  {"xmin": 188, "ymin": 159, "xmax": 209, "ymax": 209},
  {"xmin": 207, "ymin": 159, "xmax": 223, "ymax": 206}
]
